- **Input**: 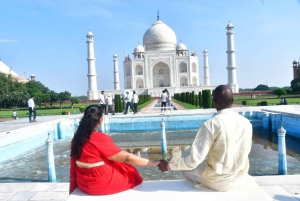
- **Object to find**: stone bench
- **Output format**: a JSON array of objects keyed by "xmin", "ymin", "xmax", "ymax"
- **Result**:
[{"xmin": 67, "ymin": 180, "xmax": 272, "ymax": 201}]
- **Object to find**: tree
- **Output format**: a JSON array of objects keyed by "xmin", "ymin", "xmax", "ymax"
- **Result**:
[
  {"xmin": 198, "ymin": 92, "xmax": 202, "ymax": 108},
  {"xmin": 273, "ymin": 88, "xmax": 287, "ymax": 98},
  {"xmin": 26, "ymin": 81, "xmax": 49, "ymax": 95},
  {"xmin": 291, "ymin": 78, "xmax": 300, "ymax": 94},
  {"xmin": 58, "ymin": 91, "xmax": 71, "ymax": 109},
  {"xmin": 202, "ymin": 90, "xmax": 212, "ymax": 108},
  {"xmin": 285, "ymin": 88, "xmax": 292, "ymax": 94},
  {"xmin": 0, "ymin": 72, "xmax": 28, "ymax": 108},
  {"xmin": 48, "ymin": 90, "xmax": 58, "ymax": 108},
  {"xmin": 253, "ymin": 84, "xmax": 270, "ymax": 91},
  {"xmin": 114, "ymin": 94, "xmax": 122, "ymax": 112},
  {"xmin": 195, "ymin": 95, "xmax": 198, "ymax": 106},
  {"xmin": 70, "ymin": 97, "xmax": 79, "ymax": 108},
  {"xmin": 34, "ymin": 93, "xmax": 49, "ymax": 109}
]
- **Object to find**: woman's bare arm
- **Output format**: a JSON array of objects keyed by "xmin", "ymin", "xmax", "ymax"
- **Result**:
[{"xmin": 108, "ymin": 151, "xmax": 160, "ymax": 167}]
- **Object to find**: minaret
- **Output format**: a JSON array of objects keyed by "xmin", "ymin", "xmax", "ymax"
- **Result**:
[
  {"xmin": 226, "ymin": 22, "xmax": 239, "ymax": 93},
  {"xmin": 86, "ymin": 31, "xmax": 98, "ymax": 100},
  {"xmin": 113, "ymin": 54, "xmax": 120, "ymax": 90},
  {"xmin": 293, "ymin": 60, "xmax": 299, "ymax": 79},
  {"xmin": 203, "ymin": 48, "xmax": 210, "ymax": 86}
]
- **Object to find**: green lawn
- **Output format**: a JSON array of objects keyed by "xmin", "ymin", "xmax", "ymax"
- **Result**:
[
  {"xmin": 172, "ymin": 99, "xmax": 201, "ymax": 109},
  {"xmin": 234, "ymin": 97, "xmax": 300, "ymax": 106},
  {"xmin": 0, "ymin": 100, "xmax": 153, "ymax": 119}
]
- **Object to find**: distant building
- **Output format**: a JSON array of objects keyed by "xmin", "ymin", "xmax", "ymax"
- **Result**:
[
  {"xmin": 86, "ymin": 14, "xmax": 241, "ymax": 99},
  {"xmin": 293, "ymin": 60, "xmax": 299, "ymax": 79},
  {"xmin": 0, "ymin": 59, "xmax": 30, "ymax": 83}
]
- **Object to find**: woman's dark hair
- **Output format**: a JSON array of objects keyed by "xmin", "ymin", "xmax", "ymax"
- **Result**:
[{"xmin": 70, "ymin": 105, "xmax": 103, "ymax": 159}]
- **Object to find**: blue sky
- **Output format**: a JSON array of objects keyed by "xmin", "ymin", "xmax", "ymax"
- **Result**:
[{"xmin": 0, "ymin": 0, "xmax": 299, "ymax": 96}]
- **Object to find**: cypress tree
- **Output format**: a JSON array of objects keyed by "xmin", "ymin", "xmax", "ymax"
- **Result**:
[
  {"xmin": 186, "ymin": 92, "xmax": 189, "ymax": 103},
  {"xmin": 191, "ymin": 91, "xmax": 195, "ymax": 105},
  {"xmin": 198, "ymin": 92, "xmax": 202, "ymax": 108},
  {"xmin": 114, "ymin": 94, "xmax": 122, "ymax": 112},
  {"xmin": 195, "ymin": 95, "xmax": 199, "ymax": 106},
  {"xmin": 202, "ymin": 90, "xmax": 212, "ymax": 108}
]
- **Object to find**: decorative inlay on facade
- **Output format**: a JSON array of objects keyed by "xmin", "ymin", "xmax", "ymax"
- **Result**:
[{"xmin": 150, "ymin": 58, "xmax": 171, "ymax": 66}]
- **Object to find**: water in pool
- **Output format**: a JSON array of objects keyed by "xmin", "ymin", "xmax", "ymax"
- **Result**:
[{"xmin": 0, "ymin": 130, "xmax": 299, "ymax": 182}]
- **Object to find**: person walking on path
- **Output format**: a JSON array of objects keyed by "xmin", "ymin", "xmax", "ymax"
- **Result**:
[
  {"xmin": 124, "ymin": 91, "xmax": 136, "ymax": 115},
  {"xmin": 99, "ymin": 91, "xmax": 108, "ymax": 115},
  {"xmin": 28, "ymin": 95, "xmax": 37, "ymax": 122},
  {"xmin": 161, "ymin": 90, "xmax": 167, "ymax": 112},
  {"xmin": 133, "ymin": 91, "xmax": 139, "ymax": 113},
  {"xmin": 165, "ymin": 89, "xmax": 172, "ymax": 110},
  {"xmin": 13, "ymin": 110, "xmax": 17, "ymax": 120},
  {"xmin": 107, "ymin": 94, "xmax": 115, "ymax": 115},
  {"xmin": 158, "ymin": 85, "xmax": 253, "ymax": 192}
]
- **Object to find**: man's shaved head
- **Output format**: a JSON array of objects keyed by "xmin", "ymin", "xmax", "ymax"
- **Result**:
[{"xmin": 213, "ymin": 85, "xmax": 233, "ymax": 111}]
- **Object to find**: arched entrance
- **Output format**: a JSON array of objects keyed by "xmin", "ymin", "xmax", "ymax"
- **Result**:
[
  {"xmin": 136, "ymin": 78, "xmax": 144, "ymax": 88},
  {"xmin": 180, "ymin": 76, "xmax": 188, "ymax": 86},
  {"xmin": 152, "ymin": 62, "xmax": 170, "ymax": 87}
]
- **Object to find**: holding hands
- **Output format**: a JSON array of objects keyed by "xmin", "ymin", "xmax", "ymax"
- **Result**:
[{"xmin": 157, "ymin": 159, "xmax": 170, "ymax": 172}]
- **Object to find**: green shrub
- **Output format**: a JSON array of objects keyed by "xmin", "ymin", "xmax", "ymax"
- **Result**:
[
  {"xmin": 191, "ymin": 91, "xmax": 195, "ymax": 105},
  {"xmin": 114, "ymin": 94, "xmax": 122, "ymax": 113},
  {"xmin": 186, "ymin": 92, "xmax": 190, "ymax": 103},
  {"xmin": 62, "ymin": 111, "xmax": 67, "ymax": 115},
  {"xmin": 202, "ymin": 90, "xmax": 212, "ymax": 108},
  {"xmin": 260, "ymin": 101, "xmax": 268, "ymax": 106},
  {"xmin": 242, "ymin": 101, "xmax": 247, "ymax": 106},
  {"xmin": 195, "ymin": 95, "xmax": 199, "ymax": 106},
  {"xmin": 79, "ymin": 106, "xmax": 86, "ymax": 113},
  {"xmin": 198, "ymin": 92, "xmax": 202, "ymax": 108},
  {"xmin": 180, "ymin": 92, "xmax": 185, "ymax": 102}
]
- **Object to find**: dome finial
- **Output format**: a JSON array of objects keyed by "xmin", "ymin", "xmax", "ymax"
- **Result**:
[{"xmin": 157, "ymin": 10, "xmax": 159, "ymax": 21}]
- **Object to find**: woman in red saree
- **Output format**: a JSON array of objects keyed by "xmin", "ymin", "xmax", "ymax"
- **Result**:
[{"xmin": 70, "ymin": 105, "xmax": 160, "ymax": 195}]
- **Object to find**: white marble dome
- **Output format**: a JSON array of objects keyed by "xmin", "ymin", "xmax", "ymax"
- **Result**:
[
  {"xmin": 203, "ymin": 48, "xmax": 208, "ymax": 53},
  {"xmin": 176, "ymin": 42, "xmax": 187, "ymax": 51},
  {"xmin": 87, "ymin": 31, "xmax": 93, "ymax": 36},
  {"xmin": 134, "ymin": 44, "xmax": 145, "ymax": 53},
  {"xmin": 143, "ymin": 20, "xmax": 177, "ymax": 51},
  {"xmin": 226, "ymin": 22, "xmax": 234, "ymax": 28}
]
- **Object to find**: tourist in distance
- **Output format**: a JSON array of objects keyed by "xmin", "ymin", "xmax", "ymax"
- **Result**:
[
  {"xmin": 99, "ymin": 90, "xmax": 108, "ymax": 115},
  {"xmin": 161, "ymin": 89, "xmax": 167, "ymax": 112},
  {"xmin": 283, "ymin": 98, "xmax": 287, "ymax": 105},
  {"xmin": 132, "ymin": 91, "xmax": 139, "ymax": 113},
  {"xmin": 13, "ymin": 110, "xmax": 17, "ymax": 120},
  {"xmin": 69, "ymin": 105, "xmax": 160, "ymax": 195},
  {"xmin": 158, "ymin": 85, "xmax": 253, "ymax": 192},
  {"xmin": 165, "ymin": 88, "xmax": 172, "ymax": 110},
  {"xmin": 107, "ymin": 93, "xmax": 115, "ymax": 115},
  {"xmin": 123, "ymin": 90, "xmax": 137, "ymax": 115},
  {"xmin": 28, "ymin": 95, "xmax": 37, "ymax": 122}
]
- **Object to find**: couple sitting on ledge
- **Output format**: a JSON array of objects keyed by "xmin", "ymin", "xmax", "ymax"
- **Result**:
[{"xmin": 69, "ymin": 85, "xmax": 253, "ymax": 195}]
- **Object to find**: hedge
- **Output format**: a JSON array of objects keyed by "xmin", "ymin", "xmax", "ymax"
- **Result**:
[
  {"xmin": 202, "ymin": 90, "xmax": 212, "ymax": 108},
  {"xmin": 198, "ymin": 92, "xmax": 203, "ymax": 107},
  {"xmin": 114, "ymin": 94, "xmax": 122, "ymax": 112}
]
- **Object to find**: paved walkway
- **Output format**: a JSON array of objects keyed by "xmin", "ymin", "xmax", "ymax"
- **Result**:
[{"xmin": 1, "ymin": 175, "xmax": 300, "ymax": 201}]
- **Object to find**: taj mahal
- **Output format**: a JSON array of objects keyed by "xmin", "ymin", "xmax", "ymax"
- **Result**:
[{"xmin": 86, "ymin": 14, "xmax": 239, "ymax": 100}]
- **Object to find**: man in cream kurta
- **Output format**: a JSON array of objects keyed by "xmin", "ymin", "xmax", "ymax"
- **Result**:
[{"xmin": 158, "ymin": 85, "xmax": 253, "ymax": 192}]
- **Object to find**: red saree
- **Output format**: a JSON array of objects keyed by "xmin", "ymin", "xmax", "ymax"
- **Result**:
[{"xmin": 69, "ymin": 131, "xmax": 142, "ymax": 195}]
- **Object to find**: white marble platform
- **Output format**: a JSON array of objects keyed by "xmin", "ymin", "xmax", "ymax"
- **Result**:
[{"xmin": 67, "ymin": 180, "xmax": 272, "ymax": 201}]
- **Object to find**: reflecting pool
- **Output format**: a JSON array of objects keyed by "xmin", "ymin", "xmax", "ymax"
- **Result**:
[{"xmin": 0, "ymin": 130, "xmax": 299, "ymax": 183}]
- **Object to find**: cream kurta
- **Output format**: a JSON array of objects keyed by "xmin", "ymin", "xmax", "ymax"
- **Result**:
[{"xmin": 169, "ymin": 108, "xmax": 253, "ymax": 191}]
